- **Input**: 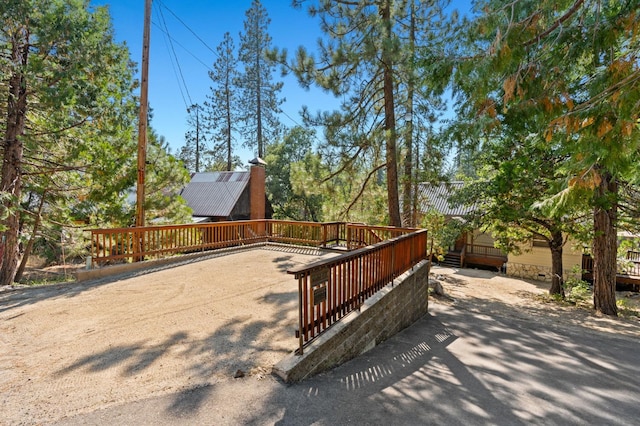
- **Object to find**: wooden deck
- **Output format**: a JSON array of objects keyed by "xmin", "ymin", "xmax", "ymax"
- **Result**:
[
  {"xmin": 582, "ymin": 253, "xmax": 640, "ymax": 291},
  {"xmin": 438, "ymin": 244, "xmax": 507, "ymax": 271}
]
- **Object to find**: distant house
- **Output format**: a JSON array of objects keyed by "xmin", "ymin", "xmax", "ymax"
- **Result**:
[
  {"xmin": 417, "ymin": 181, "xmax": 508, "ymax": 271},
  {"xmin": 417, "ymin": 181, "xmax": 582, "ymax": 282},
  {"xmin": 180, "ymin": 160, "xmax": 272, "ymax": 223}
]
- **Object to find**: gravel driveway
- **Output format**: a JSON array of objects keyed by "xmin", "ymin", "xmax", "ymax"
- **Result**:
[{"xmin": 0, "ymin": 246, "xmax": 337, "ymax": 425}]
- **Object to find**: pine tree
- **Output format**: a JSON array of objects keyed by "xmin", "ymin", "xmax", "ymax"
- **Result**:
[
  {"xmin": 237, "ymin": 0, "xmax": 284, "ymax": 159},
  {"xmin": 204, "ymin": 32, "xmax": 239, "ymax": 171},
  {"xmin": 182, "ymin": 103, "xmax": 207, "ymax": 173},
  {"xmin": 0, "ymin": 0, "xmax": 140, "ymax": 285},
  {"xmin": 285, "ymin": 0, "xmax": 451, "ymax": 227}
]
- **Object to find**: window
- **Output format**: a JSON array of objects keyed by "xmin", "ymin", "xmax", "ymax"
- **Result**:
[{"xmin": 532, "ymin": 236, "xmax": 548, "ymax": 248}]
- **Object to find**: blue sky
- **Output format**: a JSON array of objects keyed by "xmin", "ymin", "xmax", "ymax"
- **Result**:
[
  {"xmin": 91, "ymin": 1, "xmax": 470, "ymax": 166},
  {"xmin": 90, "ymin": 0, "xmax": 339, "ymax": 164}
]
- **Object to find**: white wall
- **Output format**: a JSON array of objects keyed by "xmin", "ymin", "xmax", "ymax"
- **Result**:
[{"xmin": 507, "ymin": 238, "xmax": 583, "ymax": 281}]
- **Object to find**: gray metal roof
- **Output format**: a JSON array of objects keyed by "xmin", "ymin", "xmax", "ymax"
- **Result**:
[
  {"xmin": 180, "ymin": 171, "xmax": 250, "ymax": 217},
  {"xmin": 417, "ymin": 181, "xmax": 475, "ymax": 218}
]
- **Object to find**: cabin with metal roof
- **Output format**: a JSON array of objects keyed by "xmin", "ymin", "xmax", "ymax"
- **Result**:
[
  {"xmin": 417, "ymin": 181, "xmax": 586, "ymax": 283},
  {"xmin": 180, "ymin": 163, "xmax": 272, "ymax": 222},
  {"xmin": 417, "ymin": 181, "xmax": 507, "ymax": 271},
  {"xmin": 416, "ymin": 181, "xmax": 474, "ymax": 221}
]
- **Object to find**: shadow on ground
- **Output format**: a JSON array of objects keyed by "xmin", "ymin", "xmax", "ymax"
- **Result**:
[{"xmin": 255, "ymin": 301, "xmax": 640, "ymax": 425}]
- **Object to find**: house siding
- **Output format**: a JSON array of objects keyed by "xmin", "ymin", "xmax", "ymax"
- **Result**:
[
  {"xmin": 507, "ymin": 241, "xmax": 582, "ymax": 282},
  {"xmin": 469, "ymin": 230, "xmax": 495, "ymax": 246}
]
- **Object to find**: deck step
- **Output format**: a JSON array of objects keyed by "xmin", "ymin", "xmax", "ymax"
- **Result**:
[{"xmin": 441, "ymin": 252, "xmax": 461, "ymax": 268}]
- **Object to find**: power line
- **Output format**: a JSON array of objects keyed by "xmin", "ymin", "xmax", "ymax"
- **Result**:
[
  {"xmin": 150, "ymin": 1, "xmax": 323, "ymax": 149},
  {"xmin": 151, "ymin": 21, "xmax": 214, "ymax": 73},
  {"xmin": 156, "ymin": 0, "xmax": 219, "ymax": 59},
  {"xmin": 154, "ymin": 19, "xmax": 188, "ymax": 109},
  {"xmin": 155, "ymin": 1, "xmax": 192, "ymax": 107}
]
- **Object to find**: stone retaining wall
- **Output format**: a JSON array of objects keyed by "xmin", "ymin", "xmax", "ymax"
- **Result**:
[
  {"xmin": 273, "ymin": 260, "xmax": 430, "ymax": 383},
  {"xmin": 506, "ymin": 262, "xmax": 580, "ymax": 282}
]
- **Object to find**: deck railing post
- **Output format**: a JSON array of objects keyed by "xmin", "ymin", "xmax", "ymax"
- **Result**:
[
  {"xmin": 322, "ymin": 223, "xmax": 327, "ymax": 248},
  {"xmin": 296, "ymin": 273, "xmax": 305, "ymax": 355}
]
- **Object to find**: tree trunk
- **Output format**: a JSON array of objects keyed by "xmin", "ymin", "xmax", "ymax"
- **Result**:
[
  {"xmin": 15, "ymin": 190, "xmax": 48, "ymax": 283},
  {"xmin": 195, "ymin": 105, "xmax": 200, "ymax": 172},
  {"xmin": 549, "ymin": 229, "xmax": 564, "ymax": 297},
  {"xmin": 592, "ymin": 170, "xmax": 618, "ymax": 316},
  {"xmin": 256, "ymin": 43, "xmax": 263, "ymax": 159},
  {"xmin": 381, "ymin": 1, "xmax": 402, "ymax": 227},
  {"xmin": 1, "ymin": 30, "xmax": 29, "ymax": 286},
  {"xmin": 401, "ymin": 1, "xmax": 416, "ymax": 227},
  {"xmin": 226, "ymin": 86, "xmax": 232, "ymax": 171}
]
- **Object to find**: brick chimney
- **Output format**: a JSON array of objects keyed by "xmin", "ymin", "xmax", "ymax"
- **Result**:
[{"xmin": 249, "ymin": 157, "xmax": 266, "ymax": 220}]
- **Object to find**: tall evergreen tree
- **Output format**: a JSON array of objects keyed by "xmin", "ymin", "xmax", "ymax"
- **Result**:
[
  {"xmin": 284, "ymin": 0, "xmax": 451, "ymax": 227},
  {"xmin": 181, "ymin": 103, "xmax": 207, "ymax": 173},
  {"xmin": 452, "ymin": 0, "xmax": 640, "ymax": 315},
  {"xmin": 0, "ymin": 0, "xmax": 140, "ymax": 285},
  {"xmin": 205, "ymin": 32, "xmax": 239, "ymax": 171},
  {"xmin": 237, "ymin": 0, "xmax": 283, "ymax": 159}
]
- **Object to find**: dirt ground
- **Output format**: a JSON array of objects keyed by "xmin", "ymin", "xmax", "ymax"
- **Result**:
[
  {"xmin": 1, "ymin": 251, "xmax": 639, "ymax": 425},
  {"xmin": 430, "ymin": 265, "xmax": 640, "ymax": 338},
  {"xmin": 0, "ymin": 246, "xmax": 338, "ymax": 425}
]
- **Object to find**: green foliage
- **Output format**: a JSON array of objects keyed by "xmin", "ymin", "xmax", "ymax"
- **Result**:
[
  {"xmin": 448, "ymin": 0, "xmax": 640, "ymax": 311},
  {"xmin": 0, "ymin": 1, "xmax": 192, "ymax": 283},
  {"xmin": 421, "ymin": 209, "xmax": 465, "ymax": 260},
  {"xmin": 265, "ymin": 127, "xmax": 324, "ymax": 221},
  {"xmin": 143, "ymin": 133, "xmax": 192, "ymax": 225},
  {"xmin": 616, "ymin": 298, "xmax": 640, "ymax": 319},
  {"xmin": 282, "ymin": 0, "xmax": 454, "ymax": 226},
  {"xmin": 565, "ymin": 279, "xmax": 592, "ymax": 305},
  {"xmin": 237, "ymin": 0, "xmax": 284, "ymax": 158},
  {"xmin": 1, "ymin": 0, "xmax": 142, "ymax": 284},
  {"xmin": 204, "ymin": 32, "xmax": 240, "ymax": 172}
]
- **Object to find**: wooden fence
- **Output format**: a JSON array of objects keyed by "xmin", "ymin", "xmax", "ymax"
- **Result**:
[
  {"xmin": 89, "ymin": 220, "xmax": 350, "ymax": 265},
  {"xmin": 582, "ymin": 252, "xmax": 640, "ymax": 279},
  {"xmin": 287, "ymin": 229, "xmax": 428, "ymax": 354}
]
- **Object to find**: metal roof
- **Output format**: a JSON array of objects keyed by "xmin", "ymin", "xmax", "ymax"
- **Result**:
[
  {"xmin": 180, "ymin": 171, "xmax": 250, "ymax": 217},
  {"xmin": 417, "ymin": 181, "xmax": 475, "ymax": 218}
]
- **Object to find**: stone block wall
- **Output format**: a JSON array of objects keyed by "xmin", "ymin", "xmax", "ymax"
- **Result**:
[
  {"xmin": 506, "ymin": 262, "xmax": 580, "ymax": 282},
  {"xmin": 273, "ymin": 260, "xmax": 430, "ymax": 383}
]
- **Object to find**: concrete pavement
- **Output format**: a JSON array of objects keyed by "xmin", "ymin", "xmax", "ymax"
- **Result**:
[{"xmin": 55, "ymin": 301, "xmax": 640, "ymax": 425}]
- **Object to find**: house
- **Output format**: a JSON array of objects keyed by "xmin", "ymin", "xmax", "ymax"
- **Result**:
[
  {"xmin": 417, "ymin": 181, "xmax": 582, "ymax": 283},
  {"xmin": 417, "ymin": 181, "xmax": 508, "ymax": 271},
  {"xmin": 180, "ymin": 159, "xmax": 273, "ymax": 222}
]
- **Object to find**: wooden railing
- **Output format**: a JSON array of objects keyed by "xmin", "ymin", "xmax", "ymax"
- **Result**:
[
  {"xmin": 90, "ymin": 220, "xmax": 269, "ymax": 264},
  {"xmin": 346, "ymin": 223, "xmax": 417, "ymax": 250},
  {"xmin": 90, "ymin": 220, "xmax": 345, "ymax": 265},
  {"xmin": 89, "ymin": 219, "xmax": 429, "ymax": 354},
  {"xmin": 287, "ymin": 229, "xmax": 428, "ymax": 354},
  {"xmin": 465, "ymin": 244, "xmax": 507, "ymax": 258},
  {"xmin": 582, "ymin": 252, "xmax": 640, "ymax": 278},
  {"xmin": 267, "ymin": 220, "xmax": 346, "ymax": 247},
  {"xmin": 627, "ymin": 250, "xmax": 640, "ymax": 263}
]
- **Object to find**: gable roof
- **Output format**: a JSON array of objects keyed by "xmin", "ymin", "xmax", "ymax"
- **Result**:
[
  {"xmin": 417, "ymin": 181, "xmax": 475, "ymax": 218},
  {"xmin": 180, "ymin": 171, "xmax": 250, "ymax": 218}
]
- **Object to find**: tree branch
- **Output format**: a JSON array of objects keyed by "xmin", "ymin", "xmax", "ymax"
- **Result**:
[
  {"xmin": 523, "ymin": 0, "xmax": 585, "ymax": 47},
  {"xmin": 342, "ymin": 163, "xmax": 386, "ymax": 216}
]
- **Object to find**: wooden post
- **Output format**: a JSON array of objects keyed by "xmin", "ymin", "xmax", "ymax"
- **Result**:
[
  {"xmin": 134, "ymin": 0, "xmax": 151, "ymax": 261},
  {"xmin": 136, "ymin": 0, "xmax": 151, "ymax": 229}
]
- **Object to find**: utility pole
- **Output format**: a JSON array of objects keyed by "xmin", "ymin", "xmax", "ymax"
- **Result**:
[
  {"xmin": 136, "ymin": 0, "xmax": 151, "ymax": 228},
  {"xmin": 134, "ymin": 0, "xmax": 151, "ymax": 262}
]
